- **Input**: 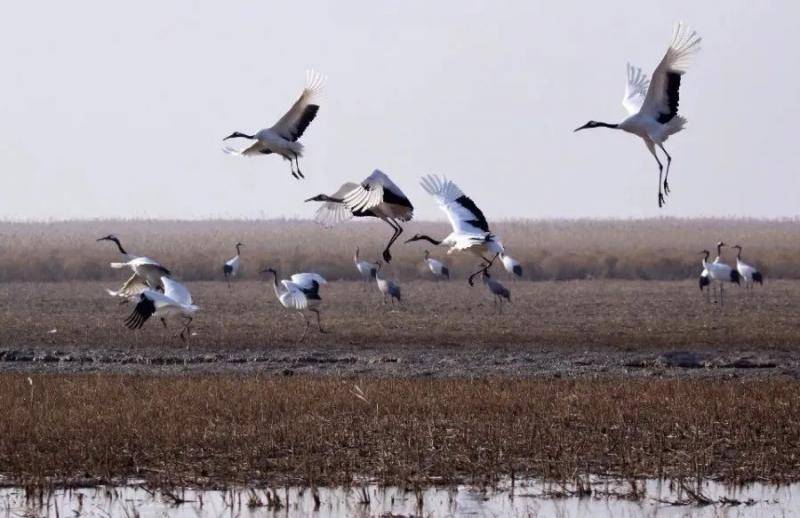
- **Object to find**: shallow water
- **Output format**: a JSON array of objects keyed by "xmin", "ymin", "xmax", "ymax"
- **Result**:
[{"xmin": 1, "ymin": 478, "xmax": 798, "ymax": 517}]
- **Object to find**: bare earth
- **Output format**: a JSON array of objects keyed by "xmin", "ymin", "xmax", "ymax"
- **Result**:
[{"xmin": 0, "ymin": 279, "xmax": 797, "ymax": 378}]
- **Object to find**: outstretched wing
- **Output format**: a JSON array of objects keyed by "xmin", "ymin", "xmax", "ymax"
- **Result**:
[
  {"xmin": 640, "ymin": 23, "xmax": 701, "ymax": 123},
  {"xmin": 622, "ymin": 63, "xmax": 650, "ymax": 115},
  {"xmin": 162, "ymin": 276, "xmax": 192, "ymax": 306},
  {"xmin": 106, "ymin": 273, "xmax": 150, "ymax": 299},
  {"xmin": 420, "ymin": 174, "xmax": 490, "ymax": 235},
  {"xmin": 124, "ymin": 293, "xmax": 157, "ymax": 329},
  {"xmin": 312, "ymin": 182, "xmax": 360, "ymax": 227},
  {"xmin": 270, "ymin": 69, "xmax": 326, "ymax": 141}
]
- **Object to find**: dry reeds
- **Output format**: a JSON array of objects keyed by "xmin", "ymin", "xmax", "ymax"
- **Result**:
[
  {"xmin": 1, "ymin": 375, "xmax": 799, "ymax": 487},
  {"xmin": 1, "ymin": 218, "xmax": 798, "ymax": 282}
]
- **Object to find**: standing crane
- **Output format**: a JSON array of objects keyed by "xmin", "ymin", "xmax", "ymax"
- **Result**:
[
  {"xmin": 223, "ymin": 242, "xmax": 244, "ymax": 288},
  {"xmin": 223, "ymin": 70, "xmax": 325, "ymax": 179},
  {"xmin": 306, "ymin": 169, "xmax": 414, "ymax": 262},
  {"xmin": 354, "ymin": 247, "xmax": 377, "ymax": 283},
  {"xmin": 732, "ymin": 245, "xmax": 763, "ymax": 291},
  {"xmin": 701, "ymin": 243, "xmax": 740, "ymax": 305},
  {"xmin": 482, "ymin": 267, "xmax": 511, "ymax": 313},
  {"xmin": 423, "ymin": 250, "xmax": 450, "ymax": 280},
  {"xmin": 574, "ymin": 23, "xmax": 702, "ymax": 207},
  {"xmin": 374, "ymin": 261, "xmax": 402, "ymax": 304},
  {"xmin": 500, "ymin": 253, "xmax": 522, "ymax": 278},
  {"xmin": 405, "ymin": 174, "xmax": 504, "ymax": 286},
  {"xmin": 261, "ymin": 268, "xmax": 327, "ymax": 342}
]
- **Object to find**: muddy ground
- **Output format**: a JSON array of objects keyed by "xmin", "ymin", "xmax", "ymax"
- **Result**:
[{"xmin": 0, "ymin": 279, "xmax": 797, "ymax": 378}]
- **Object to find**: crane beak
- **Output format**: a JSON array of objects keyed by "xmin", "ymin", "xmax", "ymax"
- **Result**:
[
  {"xmin": 223, "ymin": 132, "xmax": 239, "ymax": 141},
  {"xmin": 573, "ymin": 123, "xmax": 591, "ymax": 132}
]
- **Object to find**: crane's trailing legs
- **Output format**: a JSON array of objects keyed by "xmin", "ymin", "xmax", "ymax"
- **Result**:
[
  {"xmin": 468, "ymin": 253, "xmax": 500, "ymax": 286},
  {"xmin": 658, "ymin": 143, "xmax": 673, "ymax": 194},
  {"xmin": 292, "ymin": 152, "xmax": 304, "ymax": 179},
  {"xmin": 381, "ymin": 219, "xmax": 403, "ymax": 263},
  {"xmin": 645, "ymin": 141, "xmax": 666, "ymax": 208}
]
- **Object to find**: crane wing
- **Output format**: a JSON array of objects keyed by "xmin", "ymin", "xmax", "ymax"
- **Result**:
[
  {"xmin": 343, "ymin": 183, "xmax": 384, "ymax": 213},
  {"xmin": 420, "ymin": 174, "xmax": 490, "ymax": 235},
  {"xmin": 222, "ymin": 140, "xmax": 271, "ymax": 157},
  {"xmin": 124, "ymin": 292, "xmax": 158, "ymax": 329},
  {"xmin": 106, "ymin": 273, "xmax": 150, "ymax": 299},
  {"xmin": 290, "ymin": 273, "xmax": 327, "ymax": 291},
  {"xmin": 279, "ymin": 286, "xmax": 309, "ymax": 310},
  {"xmin": 269, "ymin": 69, "xmax": 325, "ymax": 142},
  {"xmin": 161, "ymin": 276, "xmax": 193, "ymax": 306},
  {"xmin": 622, "ymin": 63, "xmax": 650, "ymax": 115},
  {"xmin": 640, "ymin": 23, "xmax": 701, "ymax": 123},
  {"xmin": 311, "ymin": 182, "xmax": 360, "ymax": 227}
]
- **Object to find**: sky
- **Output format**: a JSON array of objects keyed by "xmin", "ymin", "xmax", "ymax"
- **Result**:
[{"xmin": 0, "ymin": 1, "xmax": 797, "ymax": 221}]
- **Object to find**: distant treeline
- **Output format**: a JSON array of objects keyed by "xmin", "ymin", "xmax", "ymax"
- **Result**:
[{"xmin": 0, "ymin": 218, "xmax": 798, "ymax": 282}]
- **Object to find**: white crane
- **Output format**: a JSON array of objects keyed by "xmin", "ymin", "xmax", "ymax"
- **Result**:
[
  {"xmin": 700, "ymin": 243, "xmax": 740, "ymax": 305},
  {"xmin": 423, "ymin": 250, "xmax": 450, "ymax": 280},
  {"xmin": 732, "ymin": 245, "xmax": 763, "ymax": 290},
  {"xmin": 261, "ymin": 268, "xmax": 327, "ymax": 341},
  {"xmin": 354, "ymin": 247, "xmax": 377, "ymax": 282},
  {"xmin": 223, "ymin": 70, "xmax": 325, "ymax": 180},
  {"xmin": 223, "ymin": 242, "xmax": 244, "ymax": 288},
  {"xmin": 482, "ymin": 268, "xmax": 511, "ymax": 313},
  {"xmin": 124, "ymin": 276, "xmax": 199, "ymax": 342},
  {"xmin": 406, "ymin": 174, "xmax": 504, "ymax": 285},
  {"xmin": 500, "ymin": 253, "xmax": 522, "ymax": 278},
  {"xmin": 98, "ymin": 235, "xmax": 171, "ymax": 299},
  {"xmin": 374, "ymin": 261, "xmax": 401, "ymax": 304},
  {"xmin": 574, "ymin": 23, "xmax": 702, "ymax": 207},
  {"xmin": 305, "ymin": 169, "xmax": 414, "ymax": 262}
]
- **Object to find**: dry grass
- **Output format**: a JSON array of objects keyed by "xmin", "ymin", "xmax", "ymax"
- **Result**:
[
  {"xmin": 1, "ymin": 218, "xmax": 799, "ymax": 282},
  {"xmin": 0, "ymin": 280, "xmax": 797, "ymax": 351},
  {"xmin": 1, "ymin": 374, "xmax": 799, "ymax": 488}
]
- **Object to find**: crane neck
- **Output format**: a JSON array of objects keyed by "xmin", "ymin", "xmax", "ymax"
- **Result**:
[
  {"xmin": 112, "ymin": 238, "xmax": 127, "ymax": 255},
  {"xmin": 417, "ymin": 235, "xmax": 442, "ymax": 246},
  {"xmin": 267, "ymin": 270, "xmax": 282, "ymax": 299},
  {"xmin": 354, "ymin": 248, "xmax": 359, "ymax": 263},
  {"xmin": 701, "ymin": 251, "xmax": 710, "ymax": 267},
  {"xmin": 235, "ymin": 244, "xmax": 241, "ymax": 256}
]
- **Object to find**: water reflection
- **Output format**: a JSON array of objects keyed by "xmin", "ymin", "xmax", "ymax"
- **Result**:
[{"xmin": 0, "ymin": 478, "xmax": 795, "ymax": 517}]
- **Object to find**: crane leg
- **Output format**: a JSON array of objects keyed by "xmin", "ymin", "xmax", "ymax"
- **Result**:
[
  {"xmin": 293, "ymin": 152, "xmax": 305, "ymax": 179},
  {"xmin": 297, "ymin": 312, "xmax": 310, "ymax": 343},
  {"xmin": 645, "ymin": 140, "xmax": 665, "ymax": 207},
  {"xmin": 657, "ymin": 143, "xmax": 673, "ymax": 194},
  {"xmin": 179, "ymin": 317, "xmax": 193, "ymax": 343},
  {"xmin": 381, "ymin": 219, "xmax": 402, "ymax": 262},
  {"xmin": 161, "ymin": 318, "xmax": 168, "ymax": 328},
  {"xmin": 468, "ymin": 253, "xmax": 499, "ymax": 286},
  {"xmin": 311, "ymin": 308, "xmax": 326, "ymax": 333}
]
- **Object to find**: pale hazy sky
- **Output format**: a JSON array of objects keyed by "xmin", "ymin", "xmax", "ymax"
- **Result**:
[{"xmin": 1, "ymin": 1, "xmax": 797, "ymax": 220}]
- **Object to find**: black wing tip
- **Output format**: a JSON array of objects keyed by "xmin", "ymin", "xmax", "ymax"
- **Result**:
[
  {"xmin": 752, "ymin": 272, "xmax": 763, "ymax": 284},
  {"xmin": 512, "ymin": 265, "xmax": 523, "ymax": 277}
]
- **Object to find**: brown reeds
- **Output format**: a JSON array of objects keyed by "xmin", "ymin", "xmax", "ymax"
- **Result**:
[
  {"xmin": 1, "ymin": 218, "xmax": 798, "ymax": 282},
  {"xmin": 0, "ymin": 374, "xmax": 799, "ymax": 488}
]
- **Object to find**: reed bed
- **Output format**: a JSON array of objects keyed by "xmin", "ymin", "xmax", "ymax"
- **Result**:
[
  {"xmin": 1, "ymin": 218, "xmax": 798, "ymax": 282},
  {"xmin": 1, "ymin": 374, "xmax": 799, "ymax": 488}
]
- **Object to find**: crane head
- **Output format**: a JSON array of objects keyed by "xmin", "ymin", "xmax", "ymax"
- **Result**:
[
  {"xmin": 574, "ymin": 120, "xmax": 618, "ymax": 132},
  {"xmin": 223, "ymin": 131, "xmax": 255, "ymax": 141},
  {"xmin": 96, "ymin": 234, "xmax": 118, "ymax": 242},
  {"xmin": 732, "ymin": 244, "xmax": 742, "ymax": 250},
  {"xmin": 259, "ymin": 267, "xmax": 277, "ymax": 275},
  {"xmin": 304, "ymin": 194, "xmax": 330, "ymax": 203}
]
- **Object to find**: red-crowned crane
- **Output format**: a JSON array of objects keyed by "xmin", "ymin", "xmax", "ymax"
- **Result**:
[
  {"xmin": 223, "ymin": 70, "xmax": 325, "ymax": 179},
  {"xmin": 575, "ymin": 23, "xmax": 702, "ymax": 207}
]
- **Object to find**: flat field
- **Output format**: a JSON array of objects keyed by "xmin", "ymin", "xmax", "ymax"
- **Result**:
[{"xmin": 0, "ymin": 279, "xmax": 797, "ymax": 377}]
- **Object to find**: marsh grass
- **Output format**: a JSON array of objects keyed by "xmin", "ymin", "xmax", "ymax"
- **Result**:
[
  {"xmin": 1, "ymin": 374, "xmax": 799, "ymax": 488},
  {"xmin": 1, "ymin": 218, "xmax": 798, "ymax": 282}
]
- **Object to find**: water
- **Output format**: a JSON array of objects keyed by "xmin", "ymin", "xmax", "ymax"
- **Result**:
[{"xmin": 1, "ymin": 478, "xmax": 799, "ymax": 517}]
